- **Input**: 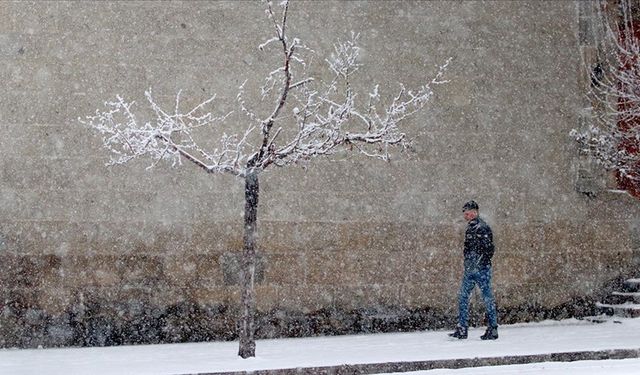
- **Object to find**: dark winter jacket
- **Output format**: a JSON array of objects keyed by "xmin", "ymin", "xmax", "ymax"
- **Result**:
[{"xmin": 463, "ymin": 217, "xmax": 495, "ymax": 271}]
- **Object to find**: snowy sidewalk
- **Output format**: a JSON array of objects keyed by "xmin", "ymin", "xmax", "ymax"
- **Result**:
[{"xmin": 0, "ymin": 317, "xmax": 639, "ymax": 375}]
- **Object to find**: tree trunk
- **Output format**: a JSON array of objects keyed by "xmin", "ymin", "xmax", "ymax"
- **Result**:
[{"xmin": 238, "ymin": 171, "xmax": 259, "ymax": 358}]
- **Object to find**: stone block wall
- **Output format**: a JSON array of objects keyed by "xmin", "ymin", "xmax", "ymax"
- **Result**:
[{"xmin": 0, "ymin": 0, "xmax": 639, "ymax": 347}]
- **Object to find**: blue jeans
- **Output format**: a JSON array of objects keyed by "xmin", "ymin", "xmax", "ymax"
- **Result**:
[{"xmin": 458, "ymin": 265, "xmax": 498, "ymax": 328}]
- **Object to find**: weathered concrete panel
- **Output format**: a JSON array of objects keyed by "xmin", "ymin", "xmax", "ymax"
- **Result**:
[{"xmin": 0, "ymin": 0, "xmax": 638, "ymax": 348}]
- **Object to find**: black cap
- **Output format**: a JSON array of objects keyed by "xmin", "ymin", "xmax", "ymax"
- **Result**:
[{"xmin": 462, "ymin": 200, "xmax": 479, "ymax": 211}]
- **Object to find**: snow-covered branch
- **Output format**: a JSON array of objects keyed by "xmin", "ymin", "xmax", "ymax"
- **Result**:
[
  {"xmin": 84, "ymin": 0, "xmax": 450, "ymax": 178},
  {"xmin": 81, "ymin": 91, "xmax": 250, "ymax": 176},
  {"xmin": 574, "ymin": 0, "xmax": 640, "ymax": 183},
  {"xmin": 256, "ymin": 55, "xmax": 451, "ymax": 169},
  {"xmin": 326, "ymin": 32, "xmax": 362, "ymax": 79}
]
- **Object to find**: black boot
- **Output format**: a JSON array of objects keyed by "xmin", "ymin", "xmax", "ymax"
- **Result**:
[
  {"xmin": 480, "ymin": 326, "xmax": 498, "ymax": 340},
  {"xmin": 448, "ymin": 326, "xmax": 468, "ymax": 339}
]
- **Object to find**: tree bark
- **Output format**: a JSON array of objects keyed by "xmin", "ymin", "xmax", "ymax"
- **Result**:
[{"xmin": 238, "ymin": 171, "xmax": 259, "ymax": 358}]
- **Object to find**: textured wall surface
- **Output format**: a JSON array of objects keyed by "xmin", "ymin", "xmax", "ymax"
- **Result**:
[{"xmin": 0, "ymin": 0, "xmax": 638, "ymax": 348}]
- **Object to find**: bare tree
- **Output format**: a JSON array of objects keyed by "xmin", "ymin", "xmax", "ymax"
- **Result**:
[
  {"xmin": 573, "ymin": 0, "xmax": 640, "ymax": 197},
  {"xmin": 82, "ymin": 0, "xmax": 450, "ymax": 358}
]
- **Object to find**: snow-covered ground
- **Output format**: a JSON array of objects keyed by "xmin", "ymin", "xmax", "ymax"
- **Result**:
[
  {"xmin": 0, "ymin": 317, "xmax": 638, "ymax": 375},
  {"xmin": 386, "ymin": 359, "xmax": 640, "ymax": 374}
]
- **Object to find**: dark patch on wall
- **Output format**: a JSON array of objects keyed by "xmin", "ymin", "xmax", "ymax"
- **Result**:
[
  {"xmin": 0, "ymin": 295, "xmax": 605, "ymax": 349},
  {"xmin": 219, "ymin": 251, "xmax": 266, "ymax": 285}
]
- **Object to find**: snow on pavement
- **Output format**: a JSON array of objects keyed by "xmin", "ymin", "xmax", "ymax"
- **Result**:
[
  {"xmin": 383, "ymin": 358, "xmax": 640, "ymax": 374},
  {"xmin": 0, "ymin": 317, "xmax": 638, "ymax": 375}
]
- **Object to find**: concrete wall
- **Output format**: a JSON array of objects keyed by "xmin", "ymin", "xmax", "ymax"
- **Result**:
[{"xmin": 0, "ymin": 0, "xmax": 638, "ymax": 347}]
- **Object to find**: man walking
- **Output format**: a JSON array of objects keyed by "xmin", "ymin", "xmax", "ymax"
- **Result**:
[{"xmin": 449, "ymin": 200, "xmax": 499, "ymax": 340}]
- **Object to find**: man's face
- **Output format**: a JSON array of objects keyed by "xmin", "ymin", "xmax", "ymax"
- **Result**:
[{"xmin": 463, "ymin": 209, "xmax": 478, "ymax": 222}]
